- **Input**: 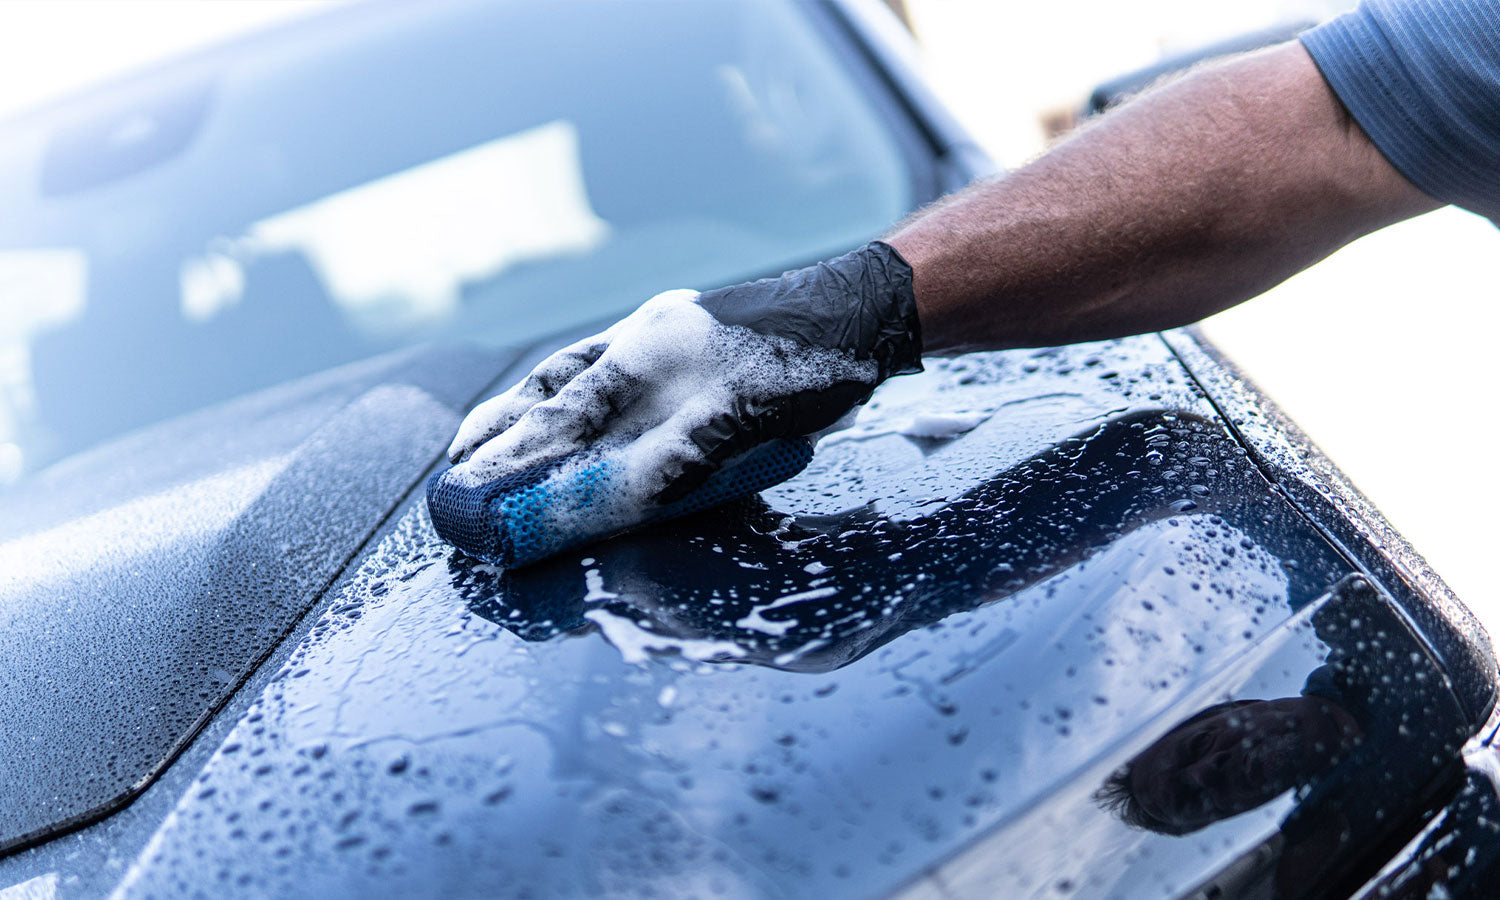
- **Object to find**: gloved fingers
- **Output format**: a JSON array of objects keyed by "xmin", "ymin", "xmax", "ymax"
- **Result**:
[
  {"xmin": 688, "ymin": 405, "xmax": 763, "ymax": 469},
  {"xmin": 464, "ymin": 359, "xmax": 644, "ymax": 476},
  {"xmin": 686, "ymin": 378, "xmax": 873, "ymax": 466},
  {"xmin": 766, "ymin": 380, "xmax": 877, "ymax": 438},
  {"xmin": 447, "ymin": 335, "xmax": 609, "ymax": 462},
  {"xmin": 630, "ymin": 401, "xmax": 728, "ymax": 506},
  {"xmin": 651, "ymin": 375, "xmax": 877, "ymax": 504}
]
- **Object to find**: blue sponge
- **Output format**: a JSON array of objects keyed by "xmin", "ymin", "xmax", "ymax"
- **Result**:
[{"xmin": 427, "ymin": 437, "xmax": 814, "ymax": 568}]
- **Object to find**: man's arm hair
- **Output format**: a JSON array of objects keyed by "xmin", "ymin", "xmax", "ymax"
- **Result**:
[{"xmin": 886, "ymin": 42, "xmax": 1440, "ymax": 355}]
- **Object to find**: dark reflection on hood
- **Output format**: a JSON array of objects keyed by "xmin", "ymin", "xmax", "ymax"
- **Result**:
[
  {"xmin": 449, "ymin": 409, "xmax": 1337, "ymax": 673},
  {"xmin": 1094, "ymin": 576, "xmax": 1473, "ymax": 899},
  {"xmin": 1097, "ymin": 696, "xmax": 1361, "ymax": 836}
]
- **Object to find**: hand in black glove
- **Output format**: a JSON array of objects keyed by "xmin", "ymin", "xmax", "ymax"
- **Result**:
[{"xmin": 447, "ymin": 241, "xmax": 922, "ymax": 505}]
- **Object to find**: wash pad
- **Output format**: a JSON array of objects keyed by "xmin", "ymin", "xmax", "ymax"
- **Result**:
[{"xmin": 427, "ymin": 437, "xmax": 813, "ymax": 568}]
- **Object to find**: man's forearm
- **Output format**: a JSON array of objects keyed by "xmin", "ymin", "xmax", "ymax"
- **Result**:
[{"xmin": 886, "ymin": 42, "xmax": 1440, "ymax": 354}]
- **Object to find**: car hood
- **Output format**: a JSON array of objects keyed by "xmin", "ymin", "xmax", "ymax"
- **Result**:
[
  {"xmin": 84, "ymin": 335, "xmax": 1490, "ymax": 899},
  {"xmin": 0, "ymin": 341, "xmax": 516, "ymax": 854}
]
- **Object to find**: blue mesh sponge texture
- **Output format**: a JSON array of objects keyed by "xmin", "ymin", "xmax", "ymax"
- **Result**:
[{"xmin": 427, "ymin": 436, "xmax": 814, "ymax": 568}]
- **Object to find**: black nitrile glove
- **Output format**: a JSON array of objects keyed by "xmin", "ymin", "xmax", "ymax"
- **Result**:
[{"xmin": 447, "ymin": 241, "xmax": 922, "ymax": 505}]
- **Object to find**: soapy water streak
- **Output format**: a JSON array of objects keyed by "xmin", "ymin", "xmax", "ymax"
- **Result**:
[{"xmin": 447, "ymin": 289, "xmax": 876, "ymax": 511}]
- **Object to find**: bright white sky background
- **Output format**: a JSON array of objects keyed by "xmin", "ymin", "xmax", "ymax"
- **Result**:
[
  {"xmin": 0, "ymin": 0, "xmax": 1493, "ymax": 624},
  {"xmin": 901, "ymin": 1, "xmax": 1500, "ymax": 624},
  {"xmin": 0, "ymin": 1, "xmax": 338, "ymax": 122}
]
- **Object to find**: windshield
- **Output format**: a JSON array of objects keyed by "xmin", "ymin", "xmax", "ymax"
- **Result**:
[{"xmin": 0, "ymin": 0, "xmax": 914, "ymax": 487}]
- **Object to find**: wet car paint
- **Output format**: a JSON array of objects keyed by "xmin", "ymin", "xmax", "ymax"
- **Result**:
[
  {"xmin": 914, "ymin": 574, "xmax": 1474, "ymax": 899},
  {"xmin": 92, "ymin": 338, "xmax": 1488, "ymax": 899},
  {"xmin": 1161, "ymin": 331, "xmax": 1496, "ymax": 728},
  {"xmin": 0, "ymin": 344, "xmax": 517, "ymax": 855},
  {"xmin": 2, "ymin": 1, "xmax": 1497, "ymax": 896},
  {"xmin": 1349, "ymin": 751, "xmax": 1500, "ymax": 898}
]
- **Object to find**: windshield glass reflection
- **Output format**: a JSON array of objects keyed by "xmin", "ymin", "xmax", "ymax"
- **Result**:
[{"xmin": 0, "ymin": 0, "xmax": 910, "ymax": 486}]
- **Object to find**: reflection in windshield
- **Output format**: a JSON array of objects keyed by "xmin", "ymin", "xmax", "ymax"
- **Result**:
[
  {"xmin": 0, "ymin": 249, "xmax": 86, "ymax": 485},
  {"xmin": 0, "ymin": 0, "xmax": 912, "ymax": 486},
  {"xmin": 184, "ymin": 120, "xmax": 611, "ymax": 336}
]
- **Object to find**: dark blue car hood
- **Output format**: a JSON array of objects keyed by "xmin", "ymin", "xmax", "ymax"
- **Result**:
[
  {"xmin": 15, "ymin": 334, "xmax": 1479, "ymax": 900},
  {"xmin": 0, "ymin": 342, "xmax": 515, "ymax": 855}
]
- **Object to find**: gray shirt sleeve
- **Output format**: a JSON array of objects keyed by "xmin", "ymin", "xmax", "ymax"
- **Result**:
[{"xmin": 1300, "ymin": 0, "xmax": 1500, "ymax": 221}]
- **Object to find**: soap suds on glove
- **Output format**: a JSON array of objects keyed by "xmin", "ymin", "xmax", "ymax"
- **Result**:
[{"xmin": 445, "ymin": 290, "xmax": 875, "ymax": 545}]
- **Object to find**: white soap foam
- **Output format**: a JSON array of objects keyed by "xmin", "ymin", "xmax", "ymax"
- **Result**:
[
  {"xmin": 582, "ymin": 568, "xmax": 617, "ymax": 602},
  {"xmin": 897, "ymin": 411, "xmax": 991, "ymax": 438},
  {"xmin": 734, "ymin": 586, "xmax": 839, "ymax": 637},
  {"xmin": 584, "ymin": 608, "xmax": 747, "ymax": 665},
  {"xmin": 448, "ymin": 289, "xmax": 876, "ymax": 547}
]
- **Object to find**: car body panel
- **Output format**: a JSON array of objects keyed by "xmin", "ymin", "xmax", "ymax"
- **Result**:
[
  {"xmin": 1347, "ymin": 746, "xmax": 1500, "ymax": 898},
  {"xmin": 903, "ymin": 574, "xmax": 1471, "ymax": 900},
  {"xmin": 1, "ymin": 1, "xmax": 1495, "ymax": 898},
  {"xmin": 0, "ymin": 343, "xmax": 515, "ymax": 854},
  {"xmin": 102, "ymin": 338, "xmax": 1483, "ymax": 899}
]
